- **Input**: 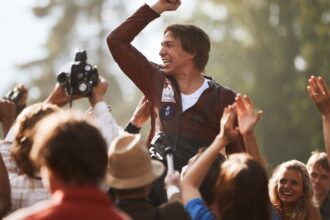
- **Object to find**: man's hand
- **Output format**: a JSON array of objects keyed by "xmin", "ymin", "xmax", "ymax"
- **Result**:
[
  {"xmin": 3, "ymin": 83, "xmax": 28, "ymax": 115},
  {"xmin": 89, "ymin": 75, "xmax": 108, "ymax": 107},
  {"xmin": 151, "ymin": 0, "xmax": 181, "ymax": 14},
  {"xmin": 236, "ymin": 95, "xmax": 263, "ymax": 135},
  {"xmin": 14, "ymin": 83, "xmax": 28, "ymax": 108},
  {"xmin": 307, "ymin": 75, "xmax": 330, "ymax": 116},
  {"xmin": 219, "ymin": 104, "xmax": 239, "ymax": 145},
  {"xmin": 0, "ymin": 100, "xmax": 16, "ymax": 137},
  {"xmin": 129, "ymin": 96, "xmax": 151, "ymax": 128},
  {"xmin": 44, "ymin": 83, "xmax": 81, "ymax": 107},
  {"xmin": 11, "ymin": 83, "xmax": 28, "ymax": 113},
  {"xmin": 164, "ymin": 170, "xmax": 181, "ymax": 189}
]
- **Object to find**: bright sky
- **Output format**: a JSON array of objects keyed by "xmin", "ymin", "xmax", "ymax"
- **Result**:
[
  {"xmin": 0, "ymin": 0, "xmax": 52, "ymax": 96},
  {"xmin": 0, "ymin": 0, "xmax": 195, "ymax": 98}
]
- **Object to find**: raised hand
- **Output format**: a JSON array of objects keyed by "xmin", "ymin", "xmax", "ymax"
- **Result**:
[
  {"xmin": 129, "ymin": 96, "xmax": 151, "ymax": 128},
  {"xmin": 44, "ymin": 83, "xmax": 81, "ymax": 107},
  {"xmin": 0, "ymin": 100, "xmax": 16, "ymax": 137},
  {"xmin": 164, "ymin": 170, "xmax": 181, "ymax": 189},
  {"xmin": 89, "ymin": 75, "xmax": 108, "ymax": 107},
  {"xmin": 236, "ymin": 95, "xmax": 263, "ymax": 135},
  {"xmin": 12, "ymin": 83, "xmax": 28, "ymax": 114},
  {"xmin": 219, "ymin": 104, "xmax": 239, "ymax": 145},
  {"xmin": 307, "ymin": 75, "xmax": 330, "ymax": 116},
  {"xmin": 151, "ymin": 0, "xmax": 181, "ymax": 14}
]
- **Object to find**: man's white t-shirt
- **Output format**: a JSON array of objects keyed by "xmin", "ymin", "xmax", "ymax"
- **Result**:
[{"xmin": 181, "ymin": 78, "xmax": 210, "ymax": 112}]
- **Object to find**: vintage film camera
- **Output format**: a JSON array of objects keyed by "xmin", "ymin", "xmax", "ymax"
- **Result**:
[{"xmin": 57, "ymin": 49, "xmax": 99, "ymax": 97}]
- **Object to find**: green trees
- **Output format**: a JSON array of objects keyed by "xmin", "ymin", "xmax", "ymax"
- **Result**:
[
  {"xmin": 17, "ymin": 0, "xmax": 330, "ymax": 167},
  {"xmin": 191, "ymin": 0, "xmax": 330, "ymax": 166},
  {"xmin": 20, "ymin": 0, "xmax": 134, "ymax": 123}
]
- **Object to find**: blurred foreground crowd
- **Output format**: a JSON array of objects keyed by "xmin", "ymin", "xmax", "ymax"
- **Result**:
[{"xmin": 1, "ymin": 0, "xmax": 330, "ymax": 220}]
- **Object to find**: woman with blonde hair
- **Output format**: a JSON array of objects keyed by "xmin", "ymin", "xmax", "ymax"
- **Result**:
[{"xmin": 269, "ymin": 160, "xmax": 321, "ymax": 220}]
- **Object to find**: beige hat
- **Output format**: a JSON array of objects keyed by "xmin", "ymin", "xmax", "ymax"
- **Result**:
[{"xmin": 105, "ymin": 133, "xmax": 165, "ymax": 189}]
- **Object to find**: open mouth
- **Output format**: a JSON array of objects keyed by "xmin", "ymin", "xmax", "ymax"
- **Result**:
[
  {"xmin": 162, "ymin": 59, "xmax": 172, "ymax": 65},
  {"xmin": 282, "ymin": 191, "xmax": 294, "ymax": 196}
]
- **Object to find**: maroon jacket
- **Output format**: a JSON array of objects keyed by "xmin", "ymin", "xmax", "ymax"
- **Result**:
[
  {"xmin": 6, "ymin": 187, "xmax": 128, "ymax": 220},
  {"xmin": 107, "ymin": 4, "xmax": 245, "ymax": 171}
]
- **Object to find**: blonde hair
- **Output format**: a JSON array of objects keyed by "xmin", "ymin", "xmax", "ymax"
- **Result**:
[{"xmin": 269, "ymin": 160, "xmax": 314, "ymax": 220}]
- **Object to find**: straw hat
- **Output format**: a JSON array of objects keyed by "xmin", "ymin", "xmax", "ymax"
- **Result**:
[{"xmin": 105, "ymin": 133, "xmax": 165, "ymax": 189}]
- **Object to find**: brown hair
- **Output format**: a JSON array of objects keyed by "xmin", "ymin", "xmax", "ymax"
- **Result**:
[
  {"xmin": 164, "ymin": 24, "xmax": 210, "ymax": 72},
  {"xmin": 269, "ymin": 160, "xmax": 314, "ymax": 220},
  {"xmin": 31, "ymin": 111, "xmax": 108, "ymax": 186},
  {"xmin": 214, "ymin": 153, "xmax": 270, "ymax": 220},
  {"xmin": 10, "ymin": 103, "xmax": 60, "ymax": 178},
  {"xmin": 306, "ymin": 151, "xmax": 330, "ymax": 172}
]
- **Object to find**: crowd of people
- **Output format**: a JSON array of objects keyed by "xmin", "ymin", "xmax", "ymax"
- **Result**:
[{"xmin": 0, "ymin": 0, "xmax": 329, "ymax": 219}]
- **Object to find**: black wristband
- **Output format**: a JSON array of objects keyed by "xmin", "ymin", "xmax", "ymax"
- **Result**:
[{"xmin": 124, "ymin": 122, "xmax": 141, "ymax": 134}]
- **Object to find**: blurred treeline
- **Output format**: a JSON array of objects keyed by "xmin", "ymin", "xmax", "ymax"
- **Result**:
[{"xmin": 11, "ymin": 0, "xmax": 330, "ymax": 168}]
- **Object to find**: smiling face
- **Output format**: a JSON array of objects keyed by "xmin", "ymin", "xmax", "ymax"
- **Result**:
[
  {"xmin": 159, "ymin": 31, "xmax": 194, "ymax": 75},
  {"xmin": 277, "ymin": 168, "xmax": 304, "ymax": 205}
]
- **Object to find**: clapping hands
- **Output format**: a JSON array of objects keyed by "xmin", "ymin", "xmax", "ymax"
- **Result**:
[{"xmin": 236, "ymin": 95, "xmax": 263, "ymax": 135}]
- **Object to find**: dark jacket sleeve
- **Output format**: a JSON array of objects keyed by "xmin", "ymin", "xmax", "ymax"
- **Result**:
[{"xmin": 107, "ymin": 4, "xmax": 163, "ymax": 99}]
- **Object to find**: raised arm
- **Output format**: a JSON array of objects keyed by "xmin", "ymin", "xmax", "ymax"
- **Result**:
[
  {"xmin": 307, "ymin": 75, "xmax": 330, "ymax": 162},
  {"xmin": 164, "ymin": 170, "xmax": 182, "ymax": 202},
  {"xmin": 123, "ymin": 96, "xmax": 151, "ymax": 134},
  {"xmin": 0, "ymin": 151, "xmax": 11, "ymax": 217},
  {"xmin": 151, "ymin": 0, "xmax": 181, "ymax": 14},
  {"xmin": 44, "ymin": 83, "xmax": 81, "ymax": 107},
  {"xmin": 235, "ymin": 95, "xmax": 264, "ymax": 166},
  {"xmin": 87, "ymin": 75, "xmax": 120, "ymax": 148},
  {"xmin": 106, "ymin": 0, "xmax": 181, "ymax": 98},
  {"xmin": 182, "ymin": 105, "xmax": 239, "ymax": 204},
  {"xmin": 0, "ymin": 100, "xmax": 16, "ymax": 138}
]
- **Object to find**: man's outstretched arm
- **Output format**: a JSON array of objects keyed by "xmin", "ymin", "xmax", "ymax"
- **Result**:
[
  {"xmin": 307, "ymin": 75, "xmax": 330, "ymax": 162},
  {"xmin": 106, "ymin": 0, "xmax": 180, "ymax": 97}
]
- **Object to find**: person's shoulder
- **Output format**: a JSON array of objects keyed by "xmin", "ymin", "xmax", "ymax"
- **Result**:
[
  {"xmin": 204, "ymin": 76, "xmax": 237, "ymax": 95},
  {"xmin": 321, "ymin": 192, "xmax": 330, "ymax": 211},
  {"xmin": 4, "ymin": 199, "xmax": 54, "ymax": 220},
  {"xmin": 306, "ymin": 204, "xmax": 322, "ymax": 220},
  {"xmin": 158, "ymin": 202, "xmax": 190, "ymax": 219}
]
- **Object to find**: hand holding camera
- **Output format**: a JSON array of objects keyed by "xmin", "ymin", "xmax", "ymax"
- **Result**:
[
  {"xmin": 57, "ymin": 49, "xmax": 99, "ymax": 97},
  {"xmin": 88, "ymin": 75, "xmax": 108, "ymax": 107},
  {"xmin": 3, "ymin": 83, "xmax": 28, "ymax": 116}
]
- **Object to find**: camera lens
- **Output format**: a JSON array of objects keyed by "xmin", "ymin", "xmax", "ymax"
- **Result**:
[
  {"xmin": 77, "ymin": 82, "xmax": 89, "ymax": 93},
  {"xmin": 84, "ymin": 64, "xmax": 92, "ymax": 72},
  {"xmin": 57, "ymin": 72, "xmax": 68, "ymax": 85}
]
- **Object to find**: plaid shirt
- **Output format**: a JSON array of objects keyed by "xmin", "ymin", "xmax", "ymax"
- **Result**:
[
  {"xmin": 1, "ymin": 102, "xmax": 119, "ymax": 213},
  {"xmin": 0, "ymin": 127, "xmax": 50, "ymax": 213}
]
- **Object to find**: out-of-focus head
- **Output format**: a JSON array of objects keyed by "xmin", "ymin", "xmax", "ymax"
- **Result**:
[
  {"xmin": 30, "ymin": 110, "xmax": 108, "ymax": 187},
  {"xmin": 105, "ymin": 133, "xmax": 164, "ymax": 190},
  {"xmin": 11, "ymin": 103, "xmax": 60, "ymax": 178},
  {"xmin": 214, "ymin": 153, "xmax": 270, "ymax": 220},
  {"xmin": 161, "ymin": 24, "xmax": 210, "ymax": 73},
  {"xmin": 306, "ymin": 151, "xmax": 330, "ymax": 200},
  {"xmin": 269, "ymin": 160, "xmax": 314, "ymax": 219},
  {"xmin": 181, "ymin": 147, "xmax": 225, "ymax": 205}
]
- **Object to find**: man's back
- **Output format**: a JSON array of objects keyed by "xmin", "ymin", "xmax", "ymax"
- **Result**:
[
  {"xmin": 5, "ymin": 187, "xmax": 128, "ymax": 220},
  {"xmin": 117, "ymin": 199, "xmax": 190, "ymax": 220}
]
